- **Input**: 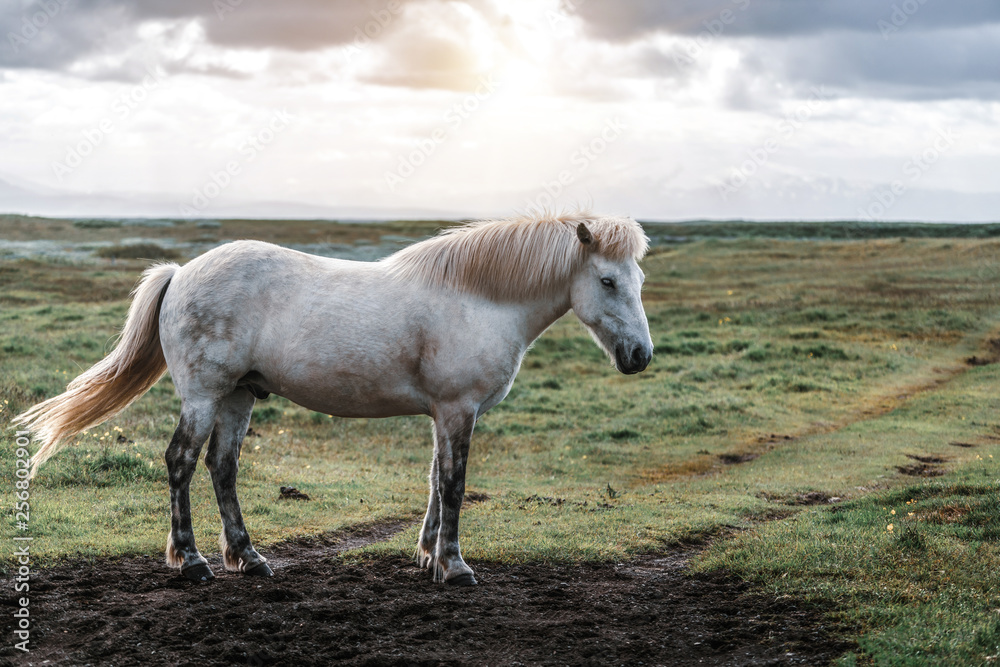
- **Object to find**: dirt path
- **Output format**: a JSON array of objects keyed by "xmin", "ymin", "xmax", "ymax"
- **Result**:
[
  {"xmin": 647, "ymin": 333, "xmax": 1000, "ymax": 483},
  {"xmin": 1, "ymin": 520, "xmax": 852, "ymax": 666}
]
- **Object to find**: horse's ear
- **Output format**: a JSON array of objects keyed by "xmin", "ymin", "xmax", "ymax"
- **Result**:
[{"xmin": 576, "ymin": 222, "xmax": 593, "ymax": 246}]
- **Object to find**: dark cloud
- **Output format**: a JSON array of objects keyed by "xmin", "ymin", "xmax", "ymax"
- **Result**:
[
  {"xmin": 1, "ymin": 1, "xmax": 122, "ymax": 70},
  {"xmin": 734, "ymin": 27, "xmax": 1000, "ymax": 101},
  {"xmin": 574, "ymin": 0, "xmax": 1000, "ymax": 41},
  {"xmin": 583, "ymin": 2, "xmax": 1000, "ymax": 101},
  {"xmin": 202, "ymin": 1, "xmax": 399, "ymax": 52},
  {"xmin": 1, "ymin": 0, "xmax": 415, "ymax": 73}
]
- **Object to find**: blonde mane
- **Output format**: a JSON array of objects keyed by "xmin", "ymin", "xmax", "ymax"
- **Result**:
[{"xmin": 382, "ymin": 211, "xmax": 648, "ymax": 301}]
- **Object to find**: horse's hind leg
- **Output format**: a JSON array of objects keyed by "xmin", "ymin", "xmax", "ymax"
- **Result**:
[
  {"xmin": 204, "ymin": 388, "xmax": 272, "ymax": 577},
  {"xmin": 165, "ymin": 400, "xmax": 218, "ymax": 582}
]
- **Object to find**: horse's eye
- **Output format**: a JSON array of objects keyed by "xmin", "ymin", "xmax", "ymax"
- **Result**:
[{"xmin": 601, "ymin": 277, "xmax": 615, "ymax": 289}]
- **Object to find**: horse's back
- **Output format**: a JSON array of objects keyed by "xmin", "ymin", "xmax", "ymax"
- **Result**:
[
  {"xmin": 158, "ymin": 240, "xmax": 528, "ymax": 419},
  {"xmin": 158, "ymin": 241, "xmax": 431, "ymax": 414}
]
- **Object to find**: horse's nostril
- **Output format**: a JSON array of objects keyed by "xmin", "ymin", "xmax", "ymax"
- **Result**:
[
  {"xmin": 616, "ymin": 345, "xmax": 650, "ymax": 374},
  {"xmin": 628, "ymin": 345, "xmax": 651, "ymax": 372}
]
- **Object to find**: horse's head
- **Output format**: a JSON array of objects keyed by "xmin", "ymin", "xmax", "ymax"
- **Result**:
[{"xmin": 569, "ymin": 221, "xmax": 653, "ymax": 375}]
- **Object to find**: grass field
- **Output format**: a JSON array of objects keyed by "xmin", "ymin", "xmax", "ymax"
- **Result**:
[{"xmin": 2, "ymin": 216, "xmax": 1000, "ymax": 665}]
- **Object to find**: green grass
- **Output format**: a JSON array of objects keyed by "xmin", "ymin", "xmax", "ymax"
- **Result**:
[
  {"xmin": 2, "ymin": 220, "xmax": 1000, "ymax": 663},
  {"xmin": 693, "ymin": 362, "xmax": 1000, "ymax": 666}
]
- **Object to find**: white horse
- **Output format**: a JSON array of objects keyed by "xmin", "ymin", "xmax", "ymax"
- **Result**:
[{"xmin": 17, "ymin": 211, "xmax": 652, "ymax": 585}]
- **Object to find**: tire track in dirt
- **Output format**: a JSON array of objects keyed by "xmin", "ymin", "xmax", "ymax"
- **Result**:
[
  {"xmin": 263, "ymin": 492, "xmax": 493, "ymax": 570},
  {"xmin": 263, "ymin": 516, "xmax": 418, "ymax": 571}
]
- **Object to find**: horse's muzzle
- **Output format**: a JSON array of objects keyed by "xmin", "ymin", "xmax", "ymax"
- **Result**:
[{"xmin": 615, "ymin": 344, "xmax": 652, "ymax": 375}]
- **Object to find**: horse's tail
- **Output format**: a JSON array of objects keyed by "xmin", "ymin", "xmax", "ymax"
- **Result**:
[{"xmin": 15, "ymin": 263, "xmax": 179, "ymax": 476}]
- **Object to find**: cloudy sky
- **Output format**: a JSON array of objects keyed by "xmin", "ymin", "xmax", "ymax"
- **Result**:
[{"xmin": 1, "ymin": 0, "xmax": 998, "ymax": 221}]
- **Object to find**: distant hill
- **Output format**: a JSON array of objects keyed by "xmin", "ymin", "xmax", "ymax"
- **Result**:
[
  {"xmin": 641, "ymin": 220, "xmax": 1000, "ymax": 242},
  {"xmin": 0, "ymin": 176, "xmax": 461, "ymax": 221}
]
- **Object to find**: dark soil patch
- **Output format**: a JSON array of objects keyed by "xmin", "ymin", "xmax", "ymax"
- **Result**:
[
  {"xmin": 0, "ymin": 530, "xmax": 854, "ymax": 666},
  {"xmin": 896, "ymin": 463, "xmax": 946, "ymax": 477},
  {"xmin": 904, "ymin": 454, "xmax": 949, "ymax": 464},
  {"xmin": 758, "ymin": 491, "xmax": 840, "ymax": 506},
  {"xmin": 462, "ymin": 492, "xmax": 490, "ymax": 507},
  {"xmin": 790, "ymin": 492, "xmax": 839, "ymax": 506},
  {"xmin": 521, "ymin": 494, "xmax": 565, "ymax": 507},
  {"xmin": 757, "ymin": 434, "xmax": 793, "ymax": 444},
  {"xmin": 743, "ymin": 508, "xmax": 798, "ymax": 522},
  {"xmin": 924, "ymin": 504, "xmax": 972, "ymax": 524},
  {"xmin": 948, "ymin": 441, "xmax": 978, "ymax": 448},
  {"xmin": 278, "ymin": 486, "xmax": 311, "ymax": 501},
  {"xmin": 718, "ymin": 452, "xmax": 760, "ymax": 465},
  {"xmin": 965, "ymin": 337, "xmax": 1000, "ymax": 366}
]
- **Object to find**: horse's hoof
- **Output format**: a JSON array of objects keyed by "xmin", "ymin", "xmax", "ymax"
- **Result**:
[
  {"xmin": 182, "ymin": 563, "xmax": 215, "ymax": 583},
  {"xmin": 446, "ymin": 572, "xmax": 478, "ymax": 587},
  {"xmin": 245, "ymin": 562, "xmax": 273, "ymax": 577}
]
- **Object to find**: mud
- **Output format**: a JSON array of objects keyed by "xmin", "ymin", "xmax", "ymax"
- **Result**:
[
  {"xmin": 965, "ymin": 337, "xmax": 1000, "ymax": 366},
  {"xmin": 895, "ymin": 463, "xmax": 946, "ymax": 477},
  {"xmin": 0, "ymin": 523, "xmax": 854, "ymax": 666},
  {"xmin": 717, "ymin": 453, "xmax": 760, "ymax": 465}
]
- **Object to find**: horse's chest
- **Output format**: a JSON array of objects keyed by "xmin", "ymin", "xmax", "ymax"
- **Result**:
[{"xmin": 478, "ymin": 371, "xmax": 518, "ymax": 414}]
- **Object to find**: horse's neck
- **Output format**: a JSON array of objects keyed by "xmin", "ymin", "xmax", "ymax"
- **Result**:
[{"xmin": 517, "ymin": 292, "xmax": 572, "ymax": 346}]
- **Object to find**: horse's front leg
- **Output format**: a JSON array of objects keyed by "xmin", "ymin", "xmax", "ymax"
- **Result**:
[
  {"xmin": 415, "ymin": 446, "xmax": 439, "ymax": 570},
  {"xmin": 428, "ymin": 407, "xmax": 477, "ymax": 586}
]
